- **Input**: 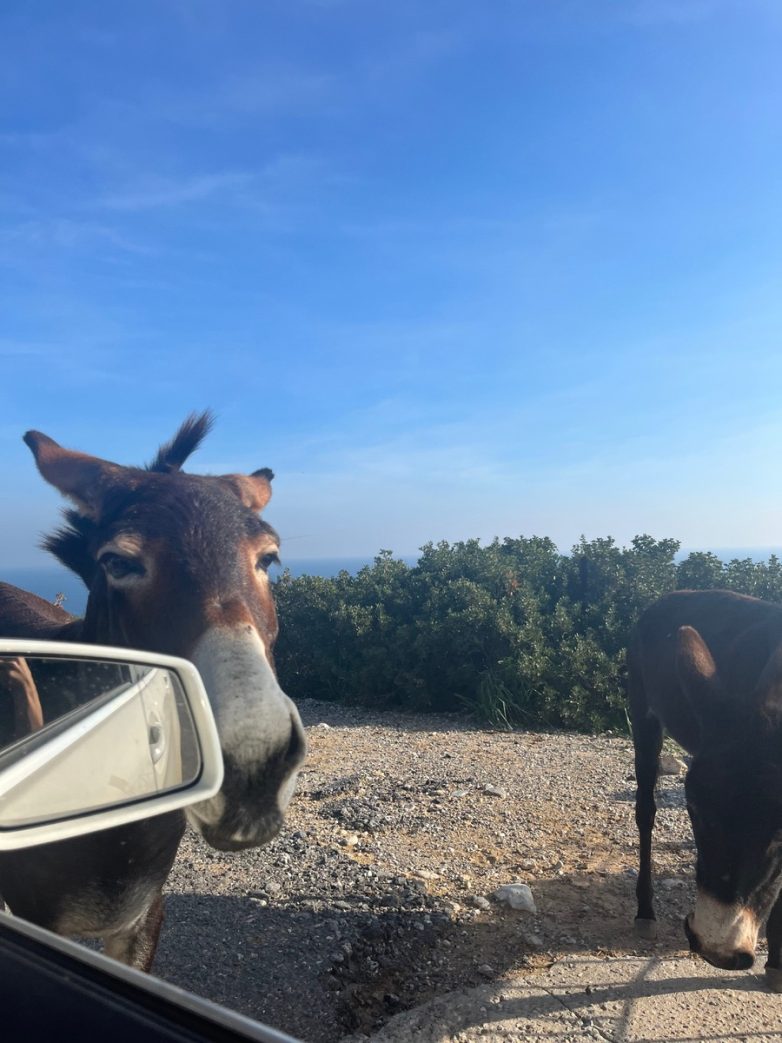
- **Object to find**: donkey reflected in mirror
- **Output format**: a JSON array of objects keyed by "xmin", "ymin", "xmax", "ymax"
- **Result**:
[
  {"xmin": 0, "ymin": 412, "xmax": 306, "ymax": 969},
  {"xmin": 628, "ymin": 588, "xmax": 782, "ymax": 991}
]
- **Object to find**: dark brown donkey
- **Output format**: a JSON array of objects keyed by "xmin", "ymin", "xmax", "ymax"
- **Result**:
[
  {"xmin": 628, "ymin": 587, "xmax": 782, "ymax": 991},
  {"xmin": 0, "ymin": 413, "xmax": 306, "ymax": 970}
]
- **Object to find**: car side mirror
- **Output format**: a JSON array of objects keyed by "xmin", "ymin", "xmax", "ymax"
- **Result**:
[{"xmin": 0, "ymin": 639, "xmax": 223, "ymax": 849}]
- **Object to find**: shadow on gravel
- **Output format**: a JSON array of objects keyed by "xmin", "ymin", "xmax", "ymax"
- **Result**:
[
  {"xmin": 153, "ymin": 893, "xmax": 344, "ymax": 1043},
  {"xmin": 150, "ymin": 868, "xmax": 704, "ymax": 1043}
]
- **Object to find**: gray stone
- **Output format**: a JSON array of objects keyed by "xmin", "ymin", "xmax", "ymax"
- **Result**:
[{"xmin": 493, "ymin": 883, "xmax": 537, "ymax": 913}]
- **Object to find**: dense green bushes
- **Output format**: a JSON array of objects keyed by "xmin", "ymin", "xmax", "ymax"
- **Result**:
[{"xmin": 273, "ymin": 536, "xmax": 782, "ymax": 732}]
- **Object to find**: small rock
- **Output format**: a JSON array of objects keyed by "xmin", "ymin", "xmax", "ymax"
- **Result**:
[
  {"xmin": 468, "ymin": 895, "xmax": 492, "ymax": 910},
  {"xmin": 659, "ymin": 753, "xmax": 687, "ymax": 775},
  {"xmin": 493, "ymin": 883, "xmax": 537, "ymax": 913},
  {"xmin": 412, "ymin": 869, "xmax": 441, "ymax": 881},
  {"xmin": 452, "ymin": 789, "xmax": 470, "ymax": 799},
  {"xmin": 316, "ymin": 722, "xmax": 332, "ymax": 730},
  {"xmin": 483, "ymin": 784, "xmax": 508, "ymax": 798},
  {"xmin": 477, "ymin": 964, "xmax": 495, "ymax": 979},
  {"xmin": 341, "ymin": 834, "xmax": 360, "ymax": 848}
]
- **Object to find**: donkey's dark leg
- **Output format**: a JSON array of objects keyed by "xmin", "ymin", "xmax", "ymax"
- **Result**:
[
  {"xmin": 765, "ymin": 894, "xmax": 782, "ymax": 992},
  {"xmin": 633, "ymin": 714, "xmax": 663, "ymax": 935},
  {"xmin": 104, "ymin": 891, "xmax": 165, "ymax": 972},
  {"xmin": 626, "ymin": 639, "xmax": 664, "ymax": 940},
  {"xmin": 632, "ymin": 711, "xmax": 663, "ymax": 939}
]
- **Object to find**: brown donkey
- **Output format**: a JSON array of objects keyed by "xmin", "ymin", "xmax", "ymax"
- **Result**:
[
  {"xmin": 0, "ymin": 412, "xmax": 306, "ymax": 970},
  {"xmin": 628, "ymin": 588, "xmax": 782, "ymax": 991}
]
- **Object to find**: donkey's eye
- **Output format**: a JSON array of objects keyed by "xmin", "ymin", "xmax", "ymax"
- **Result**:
[
  {"xmin": 99, "ymin": 553, "xmax": 145, "ymax": 580},
  {"xmin": 256, "ymin": 552, "xmax": 280, "ymax": 572}
]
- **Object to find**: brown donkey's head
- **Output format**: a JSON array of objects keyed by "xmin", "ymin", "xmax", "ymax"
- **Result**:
[{"xmin": 25, "ymin": 412, "xmax": 306, "ymax": 850}]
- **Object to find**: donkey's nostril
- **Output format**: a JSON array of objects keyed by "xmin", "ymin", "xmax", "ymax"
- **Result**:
[{"xmin": 734, "ymin": 950, "xmax": 755, "ymax": 971}]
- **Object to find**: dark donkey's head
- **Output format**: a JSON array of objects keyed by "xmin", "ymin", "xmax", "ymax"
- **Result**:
[
  {"xmin": 677, "ymin": 625, "xmax": 782, "ymax": 970},
  {"xmin": 24, "ymin": 412, "xmax": 306, "ymax": 851}
]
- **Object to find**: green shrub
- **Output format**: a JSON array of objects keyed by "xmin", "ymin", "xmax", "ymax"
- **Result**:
[{"xmin": 273, "ymin": 536, "xmax": 779, "ymax": 732}]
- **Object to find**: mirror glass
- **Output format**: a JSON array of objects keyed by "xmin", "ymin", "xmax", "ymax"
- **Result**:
[{"xmin": 0, "ymin": 655, "xmax": 202, "ymax": 827}]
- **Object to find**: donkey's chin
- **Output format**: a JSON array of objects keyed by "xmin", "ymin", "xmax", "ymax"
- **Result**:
[
  {"xmin": 185, "ymin": 753, "xmax": 302, "ymax": 851},
  {"xmin": 200, "ymin": 817, "xmax": 284, "ymax": 852},
  {"xmin": 185, "ymin": 802, "xmax": 285, "ymax": 851}
]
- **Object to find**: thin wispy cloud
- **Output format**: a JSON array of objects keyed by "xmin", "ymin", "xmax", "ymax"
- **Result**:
[
  {"xmin": 0, "ymin": 339, "xmax": 56, "ymax": 358},
  {"xmin": 100, "ymin": 170, "xmax": 254, "ymax": 211},
  {"xmin": 147, "ymin": 30, "xmax": 458, "ymax": 132},
  {"xmin": 357, "ymin": 26, "xmax": 467, "ymax": 83},
  {"xmin": 152, "ymin": 66, "xmax": 336, "ymax": 129},
  {"xmin": 0, "ymin": 130, "xmax": 64, "ymax": 150},
  {"xmin": 96, "ymin": 154, "xmax": 337, "ymax": 216},
  {"xmin": 0, "ymin": 218, "xmax": 154, "ymax": 256},
  {"xmin": 217, "ymin": 68, "xmax": 335, "ymax": 116}
]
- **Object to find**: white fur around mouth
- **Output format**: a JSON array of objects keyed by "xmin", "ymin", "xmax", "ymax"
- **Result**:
[{"xmin": 689, "ymin": 891, "xmax": 759, "ymax": 958}]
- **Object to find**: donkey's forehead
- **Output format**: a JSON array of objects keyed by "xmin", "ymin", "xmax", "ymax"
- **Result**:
[{"xmin": 99, "ymin": 473, "xmax": 279, "ymax": 546}]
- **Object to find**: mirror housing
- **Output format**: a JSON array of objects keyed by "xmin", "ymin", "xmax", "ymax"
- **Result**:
[{"xmin": 0, "ymin": 639, "xmax": 223, "ymax": 850}]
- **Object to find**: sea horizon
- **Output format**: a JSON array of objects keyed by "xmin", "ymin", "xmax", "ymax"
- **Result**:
[
  {"xmin": 0, "ymin": 556, "xmax": 421, "ymax": 616},
  {"xmin": 1, "ymin": 545, "xmax": 781, "ymax": 618}
]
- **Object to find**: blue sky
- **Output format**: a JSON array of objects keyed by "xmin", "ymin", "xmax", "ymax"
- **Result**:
[{"xmin": 1, "ymin": 0, "xmax": 782, "ymax": 569}]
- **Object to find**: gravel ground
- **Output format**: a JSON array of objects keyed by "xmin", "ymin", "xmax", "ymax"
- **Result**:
[{"xmin": 150, "ymin": 699, "xmax": 701, "ymax": 1043}]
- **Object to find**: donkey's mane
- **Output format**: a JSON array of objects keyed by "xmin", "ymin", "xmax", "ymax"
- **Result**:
[
  {"xmin": 146, "ymin": 410, "xmax": 215, "ymax": 473},
  {"xmin": 43, "ymin": 411, "xmax": 216, "ymax": 583},
  {"xmin": 43, "ymin": 511, "xmax": 98, "ymax": 584}
]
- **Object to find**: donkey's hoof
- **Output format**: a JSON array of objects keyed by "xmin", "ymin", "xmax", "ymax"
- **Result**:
[
  {"xmin": 765, "ymin": 966, "xmax": 782, "ymax": 993},
  {"xmin": 634, "ymin": 918, "xmax": 657, "ymax": 940}
]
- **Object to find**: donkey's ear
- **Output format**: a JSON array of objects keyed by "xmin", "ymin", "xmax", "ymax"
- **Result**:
[
  {"xmin": 23, "ymin": 431, "xmax": 123, "ymax": 518},
  {"xmin": 676, "ymin": 625, "xmax": 726, "ymax": 723},
  {"xmin": 219, "ymin": 468, "xmax": 274, "ymax": 512}
]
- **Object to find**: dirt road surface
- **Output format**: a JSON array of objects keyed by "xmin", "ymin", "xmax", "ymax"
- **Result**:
[{"xmin": 143, "ymin": 700, "xmax": 782, "ymax": 1042}]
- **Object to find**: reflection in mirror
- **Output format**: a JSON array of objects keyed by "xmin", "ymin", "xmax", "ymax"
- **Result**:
[{"xmin": 0, "ymin": 655, "xmax": 202, "ymax": 828}]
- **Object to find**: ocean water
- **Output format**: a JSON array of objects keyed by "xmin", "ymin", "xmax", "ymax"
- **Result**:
[
  {"xmin": 683, "ymin": 547, "xmax": 782, "ymax": 561},
  {"xmin": 0, "ymin": 556, "xmax": 419, "ymax": 617},
  {"xmin": 1, "ymin": 548, "xmax": 778, "ymax": 619},
  {"xmin": 1, "ymin": 567, "xmax": 90, "ymax": 615}
]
